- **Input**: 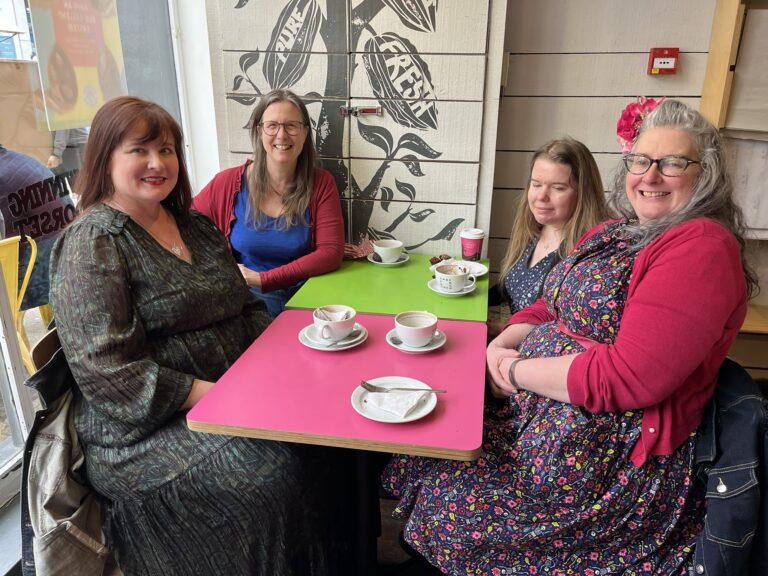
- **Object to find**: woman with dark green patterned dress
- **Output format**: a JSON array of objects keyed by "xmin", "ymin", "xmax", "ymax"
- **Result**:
[{"xmin": 49, "ymin": 97, "xmax": 351, "ymax": 575}]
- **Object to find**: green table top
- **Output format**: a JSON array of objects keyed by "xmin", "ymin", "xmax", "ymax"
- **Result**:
[{"xmin": 286, "ymin": 254, "xmax": 489, "ymax": 322}]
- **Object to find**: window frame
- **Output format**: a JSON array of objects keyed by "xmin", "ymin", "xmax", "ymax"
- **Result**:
[{"xmin": 0, "ymin": 265, "xmax": 35, "ymax": 508}]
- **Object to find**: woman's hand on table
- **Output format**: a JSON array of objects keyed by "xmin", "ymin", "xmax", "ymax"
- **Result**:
[
  {"xmin": 238, "ymin": 264, "xmax": 262, "ymax": 288},
  {"xmin": 181, "ymin": 379, "xmax": 215, "ymax": 411}
]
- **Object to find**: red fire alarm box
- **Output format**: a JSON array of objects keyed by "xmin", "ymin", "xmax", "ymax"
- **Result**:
[{"xmin": 647, "ymin": 47, "xmax": 679, "ymax": 75}]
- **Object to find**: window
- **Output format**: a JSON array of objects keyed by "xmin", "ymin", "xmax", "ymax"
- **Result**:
[{"xmin": 0, "ymin": 267, "xmax": 35, "ymax": 508}]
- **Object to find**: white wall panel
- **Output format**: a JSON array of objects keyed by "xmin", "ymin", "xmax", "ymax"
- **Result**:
[
  {"xmin": 224, "ymin": 51, "xmax": 348, "ymax": 98},
  {"xmin": 351, "ymin": 54, "xmax": 485, "ymax": 101},
  {"xmin": 494, "ymin": 151, "xmax": 621, "ymax": 191},
  {"xmin": 351, "ymin": 199, "xmax": 475, "ymax": 256},
  {"xmin": 218, "ymin": 1, "xmax": 348, "ymax": 52},
  {"xmin": 504, "ymin": 53, "xmax": 707, "ymax": 97},
  {"xmin": 489, "ymin": 188, "xmax": 523, "ymax": 238},
  {"xmin": 496, "ymin": 97, "xmax": 701, "ymax": 154},
  {"xmin": 349, "ymin": 159, "xmax": 478, "ymax": 203},
  {"xmin": 355, "ymin": 0, "xmax": 489, "ymax": 55},
  {"xmin": 350, "ymin": 98, "xmax": 483, "ymax": 162},
  {"xmin": 728, "ymin": 137, "xmax": 768, "ymax": 239},
  {"xmin": 504, "ymin": 0, "xmax": 715, "ymax": 53}
]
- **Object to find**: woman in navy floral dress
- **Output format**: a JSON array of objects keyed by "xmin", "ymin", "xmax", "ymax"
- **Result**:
[
  {"xmin": 490, "ymin": 138, "xmax": 609, "ymax": 337},
  {"xmin": 383, "ymin": 100, "xmax": 757, "ymax": 574}
]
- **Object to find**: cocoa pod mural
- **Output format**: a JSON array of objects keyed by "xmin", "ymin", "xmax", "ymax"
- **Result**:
[
  {"xmin": 263, "ymin": 0, "xmax": 321, "ymax": 90},
  {"xmin": 362, "ymin": 32, "xmax": 438, "ymax": 130},
  {"xmin": 382, "ymin": 0, "xmax": 438, "ymax": 33},
  {"xmin": 228, "ymin": 0, "xmax": 463, "ymax": 250}
]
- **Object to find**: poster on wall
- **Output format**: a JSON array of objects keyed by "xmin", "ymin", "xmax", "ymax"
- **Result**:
[{"xmin": 29, "ymin": 0, "xmax": 126, "ymax": 130}]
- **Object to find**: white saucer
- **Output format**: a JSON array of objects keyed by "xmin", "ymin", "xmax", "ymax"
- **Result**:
[
  {"xmin": 427, "ymin": 278, "xmax": 476, "ymax": 297},
  {"xmin": 350, "ymin": 376, "xmax": 437, "ymax": 423},
  {"xmin": 367, "ymin": 253, "xmax": 409, "ymax": 267},
  {"xmin": 429, "ymin": 258, "xmax": 488, "ymax": 277},
  {"xmin": 385, "ymin": 328, "xmax": 446, "ymax": 354},
  {"xmin": 457, "ymin": 260, "xmax": 488, "ymax": 277},
  {"xmin": 298, "ymin": 323, "xmax": 367, "ymax": 351}
]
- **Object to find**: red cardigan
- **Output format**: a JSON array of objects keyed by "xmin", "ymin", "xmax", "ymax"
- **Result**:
[
  {"xmin": 508, "ymin": 218, "xmax": 747, "ymax": 466},
  {"xmin": 192, "ymin": 161, "xmax": 345, "ymax": 293}
]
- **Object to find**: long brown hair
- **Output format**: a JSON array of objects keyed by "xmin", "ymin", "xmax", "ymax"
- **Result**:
[
  {"xmin": 499, "ymin": 137, "xmax": 609, "ymax": 282},
  {"xmin": 246, "ymin": 89, "xmax": 318, "ymax": 229},
  {"xmin": 74, "ymin": 96, "xmax": 192, "ymax": 220}
]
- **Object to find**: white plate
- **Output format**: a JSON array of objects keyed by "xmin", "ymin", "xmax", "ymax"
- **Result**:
[
  {"xmin": 367, "ymin": 253, "xmax": 409, "ymax": 267},
  {"xmin": 385, "ymin": 328, "xmax": 447, "ymax": 354},
  {"xmin": 298, "ymin": 323, "xmax": 367, "ymax": 351},
  {"xmin": 429, "ymin": 258, "xmax": 487, "ymax": 277},
  {"xmin": 427, "ymin": 278, "xmax": 476, "ymax": 297},
  {"xmin": 456, "ymin": 260, "xmax": 488, "ymax": 277},
  {"xmin": 350, "ymin": 376, "xmax": 437, "ymax": 423}
]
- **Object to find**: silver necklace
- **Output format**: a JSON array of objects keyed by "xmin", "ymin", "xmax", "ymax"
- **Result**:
[{"xmin": 107, "ymin": 200, "xmax": 184, "ymax": 258}]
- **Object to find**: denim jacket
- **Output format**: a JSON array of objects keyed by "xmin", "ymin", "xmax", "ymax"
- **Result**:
[
  {"xmin": 20, "ymin": 347, "xmax": 111, "ymax": 576},
  {"xmin": 692, "ymin": 359, "xmax": 768, "ymax": 575}
]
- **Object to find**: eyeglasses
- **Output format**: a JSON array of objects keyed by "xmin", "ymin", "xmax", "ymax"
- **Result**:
[
  {"xmin": 258, "ymin": 121, "xmax": 307, "ymax": 136},
  {"xmin": 622, "ymin": 154, "xmax": 700, "ymax": 177}
]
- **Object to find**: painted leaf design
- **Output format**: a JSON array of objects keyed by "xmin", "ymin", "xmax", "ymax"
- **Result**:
[
  {"xmin": 232, "ymin": 75, "xmax": 246, "ymax": 91},
  {"xmin": 405, "ymin": 217, "xmax": 464, "ymax": 250},
  {"xmin": 357, "ymin": 121, "xmax": 394, "ymax": 156},
  {"xmin": 397, "ymin": 133, "xmax": 441, "ymax": 158},
  {"xmin": 399, "ymin": 154, "xmax": 425, "ymax": 177},
  {"xmin": 235, "ymin": 0, "xmax": 249, "ymax": 8},
  {"xmin": 371, "ymin": 228, "xmax": 396, "ymax": 240},
  {"xmin": 395, "ymin": 179, "xmax": 415, "ymax": 201},
  {"xmin": 362, "ymin": 33, "xmax": 438, "ymax": 131},
  {"xmin": 380, "ymin": 186, "xmax": 394, "ymax": 212},
  {"xmin": 239, "ymin": 51, "xmax": 260, "ymax": 74},
  {"xmin": 382, "ymin": 0, "xmax": 438, "ymax": 33},
  {"xmin": 385, "ymin": 207, "xmax": 412, "ymax": 232},
  {"xmin": 409, "ymin": 208, "xmax": 435, "ymax": 222},
  {"xmin": 263, "ymin": 0, "xmax": 321, "ymax": 89},
  {"xmin": 227, "ymin": 94, "xmax": 259, "ymax": 106}
]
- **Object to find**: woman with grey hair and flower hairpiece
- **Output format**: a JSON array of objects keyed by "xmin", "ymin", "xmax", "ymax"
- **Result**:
[
  {"xmin": 193, "ymin": 89, "xmax": 344, "ymax": 318},
  {"xmin": 382, "ymin": 99, "xmax": 757, "ymax": 573}
]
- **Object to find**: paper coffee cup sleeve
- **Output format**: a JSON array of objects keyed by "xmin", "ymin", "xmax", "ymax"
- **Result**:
[{"xmin": 367, "ymin": 390, "xmax": 427, "ymax": 418}]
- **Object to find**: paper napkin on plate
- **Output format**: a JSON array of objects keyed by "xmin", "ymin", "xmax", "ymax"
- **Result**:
[{"xmin": 367, "ymin": 389, "xmax": 427, "ymax": 418}]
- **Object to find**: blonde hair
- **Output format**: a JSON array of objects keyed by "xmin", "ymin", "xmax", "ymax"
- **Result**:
[
  {"xmin": 246, "ymin": 89, "xmax": 318, "ymax": 229},
  {"xmin": 499, "ymin": 138, "xmax": 609, "ymax": 282}
]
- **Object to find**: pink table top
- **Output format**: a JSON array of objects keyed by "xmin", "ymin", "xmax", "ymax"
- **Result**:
[{"xmin": 187, "ymin": 309, "xmax": 487, "ymax": 460}]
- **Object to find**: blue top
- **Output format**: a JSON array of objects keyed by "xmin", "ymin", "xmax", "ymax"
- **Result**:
[
  {"xmin": 503, "ymin": 239, "xmax": 559, "ymax": 314},
  {"xmin": 230, "ymin": 175, "xmax": 311, "ymax": 273}
]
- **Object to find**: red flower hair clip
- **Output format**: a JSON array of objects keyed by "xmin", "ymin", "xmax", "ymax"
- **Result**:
[{"xmin": 616, "ymin": 96, "xmax": 665, "ymax": 154}]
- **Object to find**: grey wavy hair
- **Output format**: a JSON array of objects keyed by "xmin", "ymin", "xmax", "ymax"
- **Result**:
[{"xmin": 609, "ymin": 98, "xmax": 758, "ymax": 296}]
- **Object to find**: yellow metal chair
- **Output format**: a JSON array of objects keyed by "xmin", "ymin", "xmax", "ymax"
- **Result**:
[{"xmin": 0, "ymin": 235, "xmax": 38, "ymax": 373}]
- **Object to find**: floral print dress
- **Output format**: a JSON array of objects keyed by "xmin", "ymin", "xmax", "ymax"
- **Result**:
[{"xmin": 382, "ymin": 221, "xmax": 704, "ymax": 575}]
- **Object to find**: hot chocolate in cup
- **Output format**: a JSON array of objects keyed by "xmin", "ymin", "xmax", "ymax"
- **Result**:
[
  {"xmin": 372, "ymin": 239, "xmax": 404, "ymax": 263},
  {"xmin": 313, "ymin": 304, "xmax": 356, "ymax": 341},
  {"xmin": 434, "ymin": 264, "xmax": 476, "ymax": 293},
  {"xmin": 394, "ymin": 311, "xmax": 438, "ymax": 347}
]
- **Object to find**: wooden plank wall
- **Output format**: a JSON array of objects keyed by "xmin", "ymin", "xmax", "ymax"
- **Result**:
[{"xmin": 490, "ymin": 0, "xmax": 715, "ymax": 283}]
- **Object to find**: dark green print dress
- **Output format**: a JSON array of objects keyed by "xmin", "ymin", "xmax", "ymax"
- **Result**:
[{"xmin": 49, "ymin": 205, "xmax": 350, "ymax": 575}]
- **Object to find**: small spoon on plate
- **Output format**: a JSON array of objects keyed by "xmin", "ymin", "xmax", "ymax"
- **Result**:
[{"xmin": 360, "ymin": 380, "xmax": 446, "ymax": 394}]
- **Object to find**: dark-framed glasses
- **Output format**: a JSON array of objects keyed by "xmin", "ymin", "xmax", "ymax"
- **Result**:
[
  {"xmin": 622, "ymin": 154, "xmax": 700, "ymax": 177},
  {"xmin": 258, "ymin": 121, "xmax": 307, "ymax": 136}
]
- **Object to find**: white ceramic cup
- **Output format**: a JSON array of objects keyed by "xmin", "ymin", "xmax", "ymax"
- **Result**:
[
  {"xmin": 372, "ymin": 239, "xmax": 404, "ymax": 263},
  {"xmin": 394, "ymin": 311, "xmax": 438, "ymax": 348},
  {"xmin": 434, "ymin": 264, "xmax": 476, "ymax": 293},
  {"xmin": 313, "ymin": 304, "xmax": 356, "ymax": 341}
]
